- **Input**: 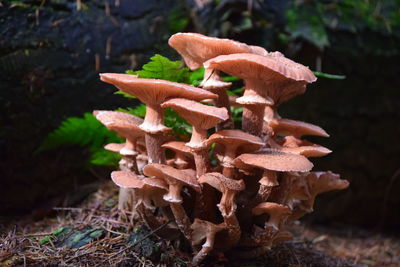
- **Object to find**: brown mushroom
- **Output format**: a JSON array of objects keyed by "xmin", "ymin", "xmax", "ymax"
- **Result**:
[
  {"xmin": 270, "ymin": 118, "xmax": 329, "ymax": 139},
  {"xmin": 252, "ymin": 202, "xmax": 291, "ymax": 231},
  {"xmin": 206, "ymin": 130, "xmax": 264, "ymax": 178},
  {"xmin": 199, "ymin": 172, "xmax": 245, "ymax": 248},
  {"xmin": 94, "ymin": 110, "xmax": 145, "ymax": 210},
  {"xmin": 100, "ymin": 74, "xmax": 217, "ymax": 164},
  {"xmin": 169, "ymin": 32, "xmax": 268, "ymax": 130},
  {"xmin": 143, "ymin": 163, "xmax": 200, "ymax": 240},
  {"xmin": 299, "ymin": 171, "xmax": 349, "ymax": 216},
  {"xmin": 233, "ymin": 149, "xmax": 313, "ymax": 204},
  {"xmin": 161, "ymin": 98, "xmax": 229, "ymax": 176},
  {"xmin": 162, "ymin": 141, "xmax": 194, "ymax": 169},
  {"xmin": 191, "ymin": 218, "xmax": 226, "ymax": 265},
  {"xmin": 204, "ymin": 53, "xmax": 316, "ymax": 137}
]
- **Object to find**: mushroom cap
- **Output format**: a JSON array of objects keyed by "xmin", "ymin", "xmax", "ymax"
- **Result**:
[
  {"xmin": 142, "ymin": 177, "xmax": 169, "ymax": 191},
  {"xmin": 280, "ymin": 145, "xmax": 332, "ymax": 158},
  {"xmin": 162, "ymin": 141, "xmax": 193, "ymax": 155},
  {"xmin": 307, "ymin": 171, "xmax": 349, "ymax": 195},
  {"xmin": 199, "ymin": 172, "xmax": 245, "ymax": 193},
  {"xmin": 270, "ymin": 118, "xmax": 329, "ymax": 138},
  {"xmin": 204, "ymin": 53, "xmax": 316, "ymax": 105},
  {"xmin": 236, "ymin": 94, "xmax": 274, "ymax": 106},
  {"xmin": 252, "ymin": 202, "xmax": 292, "ymax": 230},
  {"xmin": 111, "ymin": 171, "xmax": 144, "ymax": 189},
  {"xmin": 161, "ymin": 98, "xmax": 229, "ymax": 130},
  {"xmin": 206, "ymin": 129, "xmax": 264, "ymax": 152},
  {"xmin": 104, "ymin": 143, "xmax": 125, "ymax": 153},
  {"xmin": 233, "ymin": 148, "xmax": 313, "ymax": 173},
  {"xmin": 100, "ymin": 74, "xmax": 217, "ymax": 105},
  {"xmin": 94, "ymin": 110, "xmax": 144, "ymax": 141},
  {"xmin": 168, "ymin": 32, "xmax": 266, "ymax": 70},
  {"xmin": 143, "ymin": 163, "xmax": 200, "ymax": 192},
  {"xmin": 191, "ymin": 218, "xmax": 226, "ymax": 246}
]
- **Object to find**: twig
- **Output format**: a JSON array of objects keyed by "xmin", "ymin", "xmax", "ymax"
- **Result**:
[{"xmin": 102, "ymin": 220, "xmax": 172, "ymax": 263}]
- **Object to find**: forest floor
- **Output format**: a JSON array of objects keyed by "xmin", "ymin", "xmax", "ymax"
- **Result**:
[{"xmin": 1, "ymin": 181, "xmax": 399, "ymax": 267}]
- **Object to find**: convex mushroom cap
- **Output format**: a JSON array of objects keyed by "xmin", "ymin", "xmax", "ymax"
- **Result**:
[
  {"xmin": 168, "ymin": 32, "xmax": 268, "ymax": 70},
  {"xmin": 94, "ymin": 110, "xmax": 144, "ymax": 155},
  {"xmin": 204, "ymin": 53, "xmax": 316, "ymax": 106},
  {"xmin": 99, "ymin": 74, "xmax": 217, "ymax": 133},
  {"xmin": 233, "ymin": 149, "xmax": 313, "ymax": 186},
  {"xmin": 143, "ymin": 163, "xmax": 200, "ymax": 203},
  {"xmin": 161, "ymin": 98, "xmax": 229, "ymax": 149},
  {"xmin": 270, "ymin": 118, "xmax": 329, "ymax": 138}
]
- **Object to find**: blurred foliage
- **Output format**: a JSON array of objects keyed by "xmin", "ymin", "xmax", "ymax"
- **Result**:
[
  {"xmin": 285, "ymin": 0, "xmax": 400, "ymax": 50},
  {"xmin": 37, "ymin": 113, "xmax": 123, "ymax": 166}
]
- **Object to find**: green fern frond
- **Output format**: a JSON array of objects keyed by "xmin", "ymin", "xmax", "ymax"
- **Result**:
[
  {"xmin": 130, "ymin": 54, "xmax": 191, "ymax": 84},
  {"xmin": 37, "ymin": 113, "xmax": 122, "ymax": 154}
]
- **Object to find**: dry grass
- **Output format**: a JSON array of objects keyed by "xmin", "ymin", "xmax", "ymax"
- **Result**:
[{"xmin": 1, "ymin": 180, "xmax": 399, "ymax": 266}]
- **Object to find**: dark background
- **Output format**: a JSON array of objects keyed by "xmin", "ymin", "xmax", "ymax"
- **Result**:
[{"xmin": 1, "ymin": 0, "xmax": 399, "ymax": 231}]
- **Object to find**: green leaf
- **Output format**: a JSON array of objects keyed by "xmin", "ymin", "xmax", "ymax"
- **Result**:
[
  {"xmin": 114, "ymin": 90, "xmax": 136, "ymax": 99},
  {"xmin": 313, "ymin": 71, "xmax": 346, "ymax": 79},
  {"xmin": 189, "ymin": 67, "xmax": 205, "ymax": 86},
  {"xmin": 129, "ymin": 54, "xmax": 190, "ymax": 84},
  {"xmin": 37, "ymin": 113, "xmax": 122, "ymax": 153},
  {"xmin": 89, "ymin": 149, "xmax": 121, "ymax": 166},
  {"xmin": 116, "ymin": 105, "xmax": 146, "ymax": 118}
]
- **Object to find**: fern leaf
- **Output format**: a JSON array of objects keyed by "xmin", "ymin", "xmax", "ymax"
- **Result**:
[
  {"xmin": 37, "ymin": 113, "xmax": 122, "ymax": 153},
  {"xmin": 129, "ymin": 54, "xmax": 191, "ymax": 84}
]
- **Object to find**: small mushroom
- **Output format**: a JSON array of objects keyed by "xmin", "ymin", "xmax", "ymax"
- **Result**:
[
  {"xmin": 162, "ymin": 141, "xmax": 194, "ymax": 169},
  {"xmin": 252, "ymin": 202, "xmax": 291, "ymax": 231},
  {"xmin": 191, "ymin": 218, "xmax": 226, "ymax": 265},
  {"xmin": 206, "ymin": 130, "xmax": 264, "ymax": 178},
  {"xmin": 199, "ymin": 172, "xmax": 245, "ymax": 248},
  {"xmin": 270, "ymin": 118, "xmax": 329, "ymax": 139},
  {"xmin": 292, "ymin": 171, "xmax": 349, "ymax": 220},
  {"xmin": 143, "ymin": 163, "xmax": 201, "ymax": 240},
  {"xmin": 233, "ymin": 149, "xmax": 313, "ymax": 204},
  {"xmin": 161, "ymin": 98, "xmax": 229, "ymax": 176},
  {"xmin": 100, "ymin": 74, "xmax": 217, "ymax": 164},
  {"xmin": 94, "ymin": 110, "xmax": 145, "ymax": 210}
]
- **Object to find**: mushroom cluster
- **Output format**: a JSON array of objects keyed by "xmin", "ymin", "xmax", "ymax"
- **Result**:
[{"xmin": 95, "ymin": 32, "xmax": 349, "ymax": 265}]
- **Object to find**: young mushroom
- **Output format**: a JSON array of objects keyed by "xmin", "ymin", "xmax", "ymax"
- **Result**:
[
  {"xmin": 111, "ymin": 171, "xmax": 171, "ymax": 234},
  {"xmin": 199, "ymin": 172, "xmax": 245, "ymax": 248},
  {"xmin": 169, "ymin": 32, "xmax": 268, "ymax": 130},
  {"xmin": 94, "ymin": 110, "xmax": 145, "ymax": 210},
  {"xmin": 233, "ymin": 149, "xmax": 314, "ymax": 204},
  {"xmin": 191, "ymin": 218, "xmax": 227, "ymax": 265},
  {"xmin": 206, "ymin": 129, "xmax": 264, "ymax": 178},
  {"xmin": 100, "ymin": 74, "xmax": 217, "ymax": 164},
  {"xmin": 290, "ymin": 171, "xmax": 349, "ymax": 221},
  {"xmin": 162, "ymin": 141, "xmax": 194, "ymax": 169},
  {"xmin": 143, "ymin": 163, "xmax": 201, "ymax": 240},
  {"xmin": 204, "ymin": 53, "xmax": 316, "ymax": 137},
  {"xmin": 161, "ymin": 98, "xmax": 229, "ymax": 177}
]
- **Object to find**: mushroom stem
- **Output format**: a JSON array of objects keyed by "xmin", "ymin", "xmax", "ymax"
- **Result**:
[
  {"xmin": 223, "ymin": 213, "xmax": 241, "ymax": 249},
  {"xmin": 145, "ymin": 133, "xmax": 166, "ymax": 164},
  {"xmin": 170, "ymin": 202, "xmax": 192, "ymax": 240},
  {"xmin": 202, "ymin": 70, "xmax": 234, "ymax": 131},
  {"xmin": 142, "ymin": 105, "xmax": 167, "ymax": 164},
  {"xmin": 240, "ymin": 86, "xmax": 267, "ymax": 137},
  {"xmin": 118, "ymin": 156, "xmax": 140, "ymax": 211},
  {"xmin": 193, "ymin": 148, "xmax": 210, "ymax": 177},
  {"xmin": 222, "ymin": 147, "xmax": 237, "ymax": 178}
]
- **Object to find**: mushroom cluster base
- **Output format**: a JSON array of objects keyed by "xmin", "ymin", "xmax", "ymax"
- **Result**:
[{"xmin": 95, "ymin": 32, "xmax": 350, "ymax": 265}]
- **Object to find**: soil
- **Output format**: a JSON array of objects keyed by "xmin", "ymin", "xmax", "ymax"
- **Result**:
[{"xmin": 1, "ymin": 180, "xmax": 398, "ymax": 267}]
